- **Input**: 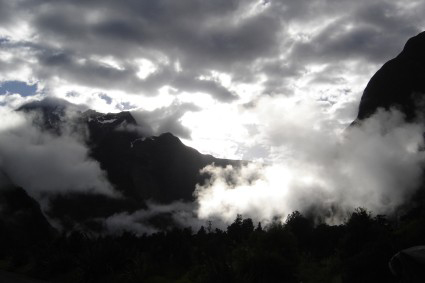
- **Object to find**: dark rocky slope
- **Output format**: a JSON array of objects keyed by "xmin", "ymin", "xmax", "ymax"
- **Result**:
[
  {"xmin": 6, "ymin": 31, "xmax": 425, "ymax": 233},
  {"xmin": 0, "ymin": 186, "xmax": 56, "ymax": 253},
  {"xmin": 15, "ymin": 99, "xmax": 239, "ymax": 230},
  {"xmin": 355, "ymin": 31, "xmax": 425, "ymax": 122},
  {"xmin": 353, "ymin": 31, "xmax": 425, "ymax": 219}
]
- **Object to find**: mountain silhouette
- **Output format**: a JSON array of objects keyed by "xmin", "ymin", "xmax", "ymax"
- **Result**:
[
  {"xmin": 5, "ymin": 31, "xmax": 425, "ymax": 234},
  {"xmin": 355, "ymin": 31, "xmax": 425, "ymax": 122},
  {"xmin": 0, "ymin": 185, "xmax": 56, "ymax": 251},
  {"xmin": 352, "ymin": 31, "xmax": 425, "ymax": 224},
  {"xmin": 15, "ymin": 99, "xmax": 240, "ymax": 231}
]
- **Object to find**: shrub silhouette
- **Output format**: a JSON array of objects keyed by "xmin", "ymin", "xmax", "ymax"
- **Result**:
[{"xmin": 1, "ymin": 208, "xmax": 424, "ymax": 282}]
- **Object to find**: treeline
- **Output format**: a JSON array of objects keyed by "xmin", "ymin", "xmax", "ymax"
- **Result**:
[{"xmin": 1, "ymin": 207, "xmax": 425, "ymax": 283}]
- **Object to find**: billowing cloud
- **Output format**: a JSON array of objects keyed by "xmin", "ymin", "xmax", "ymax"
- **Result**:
[
  {"xmin": 0, "ymin": 106, "xmax": 116, "ymax": 199},
  {"xmin": 1, "ymin": 0, "xmax": 425, "ymax": 232},
  {"xmin": 195, "ymin": 99, "xmax": 425, "ymax": 224},
  {"xmin": 102, "ymin": 201, "xmax": 204, "ymax": 235},
  {"xmin": 131, "ymin": 101, "xmax": 200, "ymax": 139},
  {"xmin": 0, "ymin": 0, "xmax": 424, "ymax": 113}
]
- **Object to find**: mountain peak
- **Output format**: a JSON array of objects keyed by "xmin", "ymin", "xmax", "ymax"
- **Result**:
[
  {"xmin": 17, "ymin": 97, "xmax": 87, "ymax": 113},
  {"xmin": 158, "ymin": 132, "xmax": 184, "ymax": 145},
  {"xmin": 401, "ymin": 31, "xmax": 425, "ymax": 61},
  {"xmin": 355, "ymin": 31, "xmax": 425, "ymax": 122}
]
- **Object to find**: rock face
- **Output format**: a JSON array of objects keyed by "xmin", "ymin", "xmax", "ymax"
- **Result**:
[
  {"xmin": 82, "ymin": 111, "xmax": 235, "ymax": 203},
  {"xmin": 356, "ymin": 31, "xmax": 425, "ymax": 122},
  {"xmin": 0, "ymin": 186, "xmax": 56, "ymax": 251},
  {"xmin": 14, "ymin": 99, "xmax": 239, "ymax": 230},
  {"xmin": 353, "ymin": 31, "xmax": 425, "ymax": 218}
]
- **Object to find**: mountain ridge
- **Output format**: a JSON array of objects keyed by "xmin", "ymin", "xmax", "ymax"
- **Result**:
[
  {"xmin": 12, "ymin": 99, "xmax": 241, "ymax": 232},
  {"xmin": 355, "ymin": 31, "xmax": 425, "ymax": 122},
  {"xmin": 4, "ymin": 31, "xmax": 425, "ymax": 234}
]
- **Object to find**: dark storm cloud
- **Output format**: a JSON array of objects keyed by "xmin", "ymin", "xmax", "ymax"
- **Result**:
[
  {"xmin": 0, "ymin": 1, "xmax": 17, "ymax": 26},
  {"xmin": 290, "ymin": 14, "xmax": 418, "ymax": 65},
  {"xmin": 172, "ymin": 74, "xmax": 238, "ymax": 102},
  {"xmin": 29, "ymin": 0, "xmax": 262, "ymax": 66},
  {"xmin": 35, "ymin": 50, "xmax": 140, "ymax": 90},
  {"xmin": 30, "ymin": 46, "xmax": 236, "ymax": 101},
  {"xmin": 0, "ymin": 0, "xmax": 278, "ymax": 99},
  {"xmin": 0, "ymin": 0, "xmax": 424, "ymax": 100},
  {"xmin": 255, "ymin": 0, "xmax": 425, "ymax": 95}
]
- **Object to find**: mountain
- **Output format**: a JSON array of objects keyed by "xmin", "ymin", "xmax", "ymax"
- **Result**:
[
  {"xmin": 82, "ymin": 110, "xmax": 236, "ymax": 203},
  {"xmin": 17, "ymin": 97, "xmax": 88, "ymax": 134},
  {"xmin": 0, "ymin": 185, "xmax": 56, "ymax": 252},
  {"xmin": 355, "ymin": 31, "xmax": 425, "ymax": 122},
  {"xmin": 8, "ymin": 31, "xmax": 425, "ymax": 234},
  {"xmin": 353, "ymin": 31, "xmax": 425, "ymax": 217},
  {"xmin": 15, "ymin": 99, "xmax": 240, "ymax": 231}
]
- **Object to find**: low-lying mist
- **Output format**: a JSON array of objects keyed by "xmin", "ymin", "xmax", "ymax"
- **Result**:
[
  {"xmin": 0, "ymin": 105, "xmax": 116, "ymax": 200},
  {"xmin": 1, "ymin": 95, "xmax": 425, "ymax": 235},
  {"xmin": 194, "ymin": 96, "xmax": 425, "ymax": 225}
]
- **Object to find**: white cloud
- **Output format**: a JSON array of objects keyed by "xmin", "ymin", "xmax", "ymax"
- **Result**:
[
  {"xmin": 195, "ymin": 103, "xmax": 425, "ymax": 224},
  {"xmin": 0, "ymin": 0, "xmax": 425, "ymax": 232},
  {"xmin": 131, "ymin": 101, "xmax": 200, "ymax": 139},
  {"xmin": 1, "ymin": 0, "xmax": 423, "ymax": 114},
  {"xmin": 0, "ymin": 106, "xmax": 117, "ymax": 199},
  {"xmin": 102, "ymin": 201, "xmax": 203, "ymax": 235}
]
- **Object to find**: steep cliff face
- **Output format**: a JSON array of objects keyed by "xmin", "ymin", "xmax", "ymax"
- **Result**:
[
  {"xmin": 18, "ymin": 99, "xmax": 238, "ymax": 203},
  {"xmin": 0, "ymin": 186, "xmax": 56, "ymax": 251},
  {"xmin": 14, "ymin": 99, "xmax": 240, "ymax": 230},
  {"xmin": 353, "ymin": 31, "xmax": 425, "ymax": 219},
  {"xmin": 82, "ymin": 110, "xmax": 237, "ymax": 203},
  {"xmin": 356, "ymin": 31, "xmax": 425, "ymax": 122},
  {"xmin": 9, "ymin": 32, "xmax": 425, "ymax": 233}
]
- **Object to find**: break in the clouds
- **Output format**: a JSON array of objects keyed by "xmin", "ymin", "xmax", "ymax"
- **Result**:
[{"xmin": 0, "ymin": 80, "xmax": 37, "ymax": 97}]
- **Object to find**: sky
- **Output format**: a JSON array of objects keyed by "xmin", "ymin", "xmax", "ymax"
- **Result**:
[
  {"xmin": 1, "ymin": 0, "xmax": 424, "ymax": 159},
  {"xmin": 1, "ymin": 0, "xmax": 425, "ymax": 228}
]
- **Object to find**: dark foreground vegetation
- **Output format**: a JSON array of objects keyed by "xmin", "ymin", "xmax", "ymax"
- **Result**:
[{"xmin": 1, "ymin": 206, "xmax": 425, "ymax": 283}]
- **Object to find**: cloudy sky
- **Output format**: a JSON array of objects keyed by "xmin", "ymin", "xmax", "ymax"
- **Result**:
[
  {"xmin": 1, "ymin": 0, "xmax": 425, "ymax": 226},
  {"xmin": 0, "ymin": 0, "xmax": 424, "ymax": 160}
]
